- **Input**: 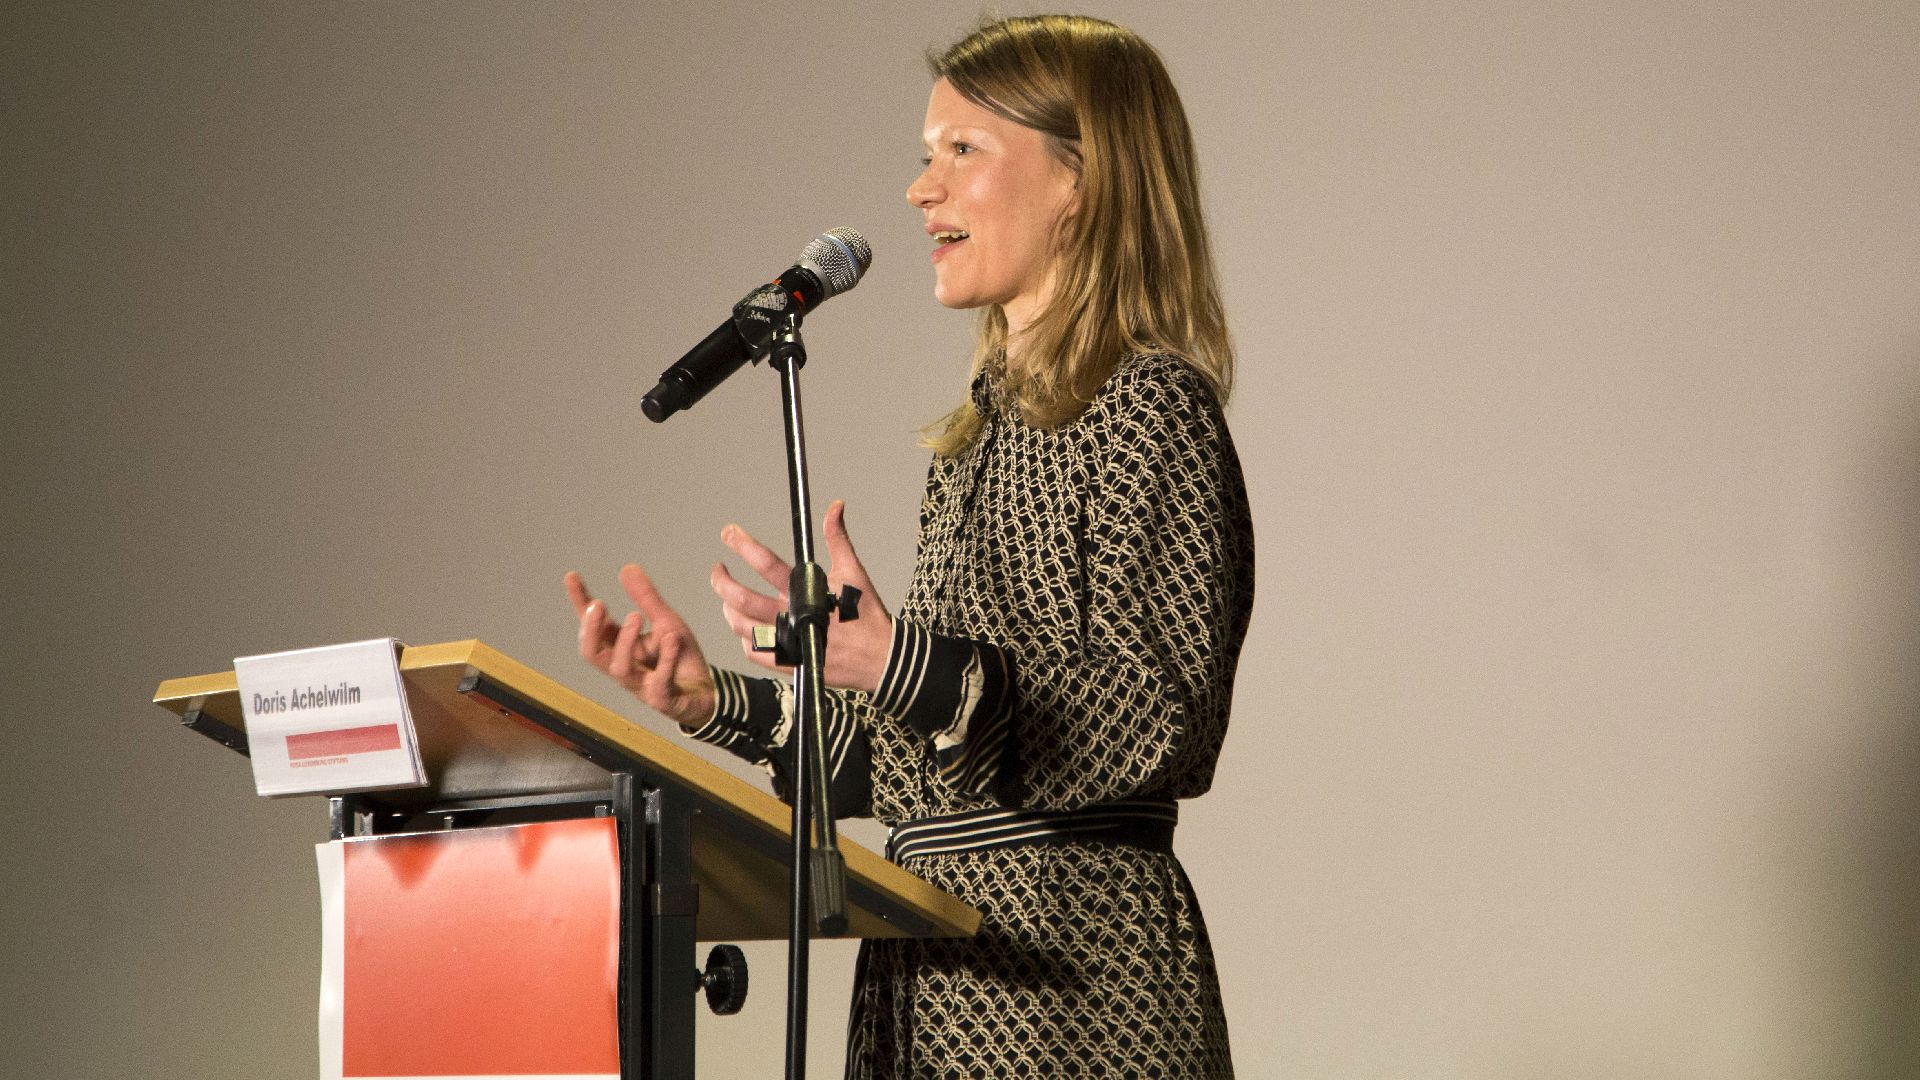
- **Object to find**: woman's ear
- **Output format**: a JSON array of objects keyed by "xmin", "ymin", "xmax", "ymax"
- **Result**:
[{"xmin": 1055, "ymin": 156, "xmax": 1083, "ymax": 221}]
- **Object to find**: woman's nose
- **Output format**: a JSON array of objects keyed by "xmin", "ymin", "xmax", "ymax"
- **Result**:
[{"xmin": 906, "ymin": 164, "xmax": 942, "ymax": 208}]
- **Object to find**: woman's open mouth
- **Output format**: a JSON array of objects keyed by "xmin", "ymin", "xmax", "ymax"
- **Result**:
[{"xmin": 931, "ymin": 230, "xmax": 969, "ymax": 261}]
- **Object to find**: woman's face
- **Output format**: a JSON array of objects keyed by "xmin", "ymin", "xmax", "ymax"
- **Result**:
[{"xmin": 907, "ymin": 78, "xmax": 1079, "ymax": 334}]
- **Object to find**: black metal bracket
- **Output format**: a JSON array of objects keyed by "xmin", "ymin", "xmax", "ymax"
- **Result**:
[
  {"xmin": 750, "ymin": 585, "xmax": 863, "ymax": 666},
  {"xmin": 181, "ymin": 706, "xmax": 248, "ymax": 756},
  {"xmin": 652, "ymin": 882, "xmax": 701, "ymax": 919},
  {"xmin": 639, "ymin": 779, "xmax": 699, "ymax": 1079}
]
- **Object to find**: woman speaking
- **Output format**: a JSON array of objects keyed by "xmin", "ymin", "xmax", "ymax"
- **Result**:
[{"xmin": 567, "ymin": 15, "xmax": 1254, "ymax": 1077}]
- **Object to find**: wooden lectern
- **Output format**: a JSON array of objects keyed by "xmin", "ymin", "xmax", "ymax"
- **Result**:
[{"xmin": 153, "ymin": 638, "xmax": 980, "ymax": 1079}]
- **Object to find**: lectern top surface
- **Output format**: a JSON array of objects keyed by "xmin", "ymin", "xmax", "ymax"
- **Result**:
[{"xmin": 154, "ymin": 639, "xmax": 980, "ymax": 942}]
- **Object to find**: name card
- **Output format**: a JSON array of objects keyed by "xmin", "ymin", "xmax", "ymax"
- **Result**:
[{"xmin": 235, "ymin": 638, "xmax": 427, "ymax": 798}]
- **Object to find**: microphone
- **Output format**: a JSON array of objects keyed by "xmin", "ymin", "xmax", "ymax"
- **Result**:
[{"xmin": 641, "ymin": 228, "xmax": 872, "ymax": 423}]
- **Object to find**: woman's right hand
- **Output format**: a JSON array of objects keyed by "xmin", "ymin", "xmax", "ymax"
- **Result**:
[{"xmin": 565, "ymin": 565, "xmax": 714, "ymax": 730}]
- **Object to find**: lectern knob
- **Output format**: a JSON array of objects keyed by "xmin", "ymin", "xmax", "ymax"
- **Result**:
[{"xmin": 699, "ymin": 943, "xmax": 748, "ymax": 1015}]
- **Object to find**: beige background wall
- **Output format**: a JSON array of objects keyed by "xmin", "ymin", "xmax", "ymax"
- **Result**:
[{"xmin": 4, "ymin": 2, "xmax": 1917, "ymax": 1077}]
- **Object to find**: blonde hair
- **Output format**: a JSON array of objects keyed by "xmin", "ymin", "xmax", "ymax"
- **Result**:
[{"xmin": 922, "ymin": 14, "xmax": 1234, "ymax": 454}]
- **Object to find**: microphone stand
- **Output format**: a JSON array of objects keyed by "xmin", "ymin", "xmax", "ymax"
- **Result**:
[{"xmin": 764, "ymin": 312, "xmax": 849, "ymax": 1080}]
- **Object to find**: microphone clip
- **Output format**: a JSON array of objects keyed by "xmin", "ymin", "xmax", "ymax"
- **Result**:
[
  {"xmin": 761, "ymin": 309, "xmax": 809, "ymax": 374},
  {"xmin": 732, "ymin": 286, "xmax": 813, "ymax": 372}
]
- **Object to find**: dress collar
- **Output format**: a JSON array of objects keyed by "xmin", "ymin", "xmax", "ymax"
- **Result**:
[{"xmin": 969, "ymin": 354, "xmax": 1012, "ymax": 418}]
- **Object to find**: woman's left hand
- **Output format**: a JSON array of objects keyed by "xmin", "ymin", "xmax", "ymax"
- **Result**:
[{"xmin": 710, "ymin": 499, "xmax": 894, "ymax": 693}]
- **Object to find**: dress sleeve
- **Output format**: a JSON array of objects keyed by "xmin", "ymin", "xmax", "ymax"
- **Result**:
[
  {"xmin": 683, "ymin": 666, "xmax": 873, "ymax": 818},
  {"xmin": 868, "ymin": 363, "xmax": 1253, "ymax": 809}
]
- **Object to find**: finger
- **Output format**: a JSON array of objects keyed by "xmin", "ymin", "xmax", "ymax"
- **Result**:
[
  {"xmin": 578, "ymin": 596, "xmax": 611, "ymax": 661},
  {"xmin": 721, "ymin": 523, "xmax": 793, "ymax": 593},
  {"xmin": 822, "ymin": 500, "xmax": 873, "ymax": 588},
  {"xmin": 632, "ymin": 622, "xmax": 661, "ymax": 670},
  {"xmin": 651, "ymin": 631, "xmax": 684, "ymax": 695},
  {"xmin": 710, "ymin": 563, "xmax": 786, "ymax": 623},
  {"xmin": 719, "ymin": 600, "xmax": 765, "ymax": 644},
  {"xmin": 564, "ymin": 570, "xmax": 595, "ymax": 617},
  {"xmin": 618, "ymin": 564, "xmax": 685, "ymax": 632},
  {"xmin": 608, "ymin": 611, "xmax": 644, "ymax": 681}
]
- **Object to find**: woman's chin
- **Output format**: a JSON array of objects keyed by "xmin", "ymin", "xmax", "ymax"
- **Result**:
[{"xmin": 932, "ymin": 286, "xmax": 984, "ymax": 311}]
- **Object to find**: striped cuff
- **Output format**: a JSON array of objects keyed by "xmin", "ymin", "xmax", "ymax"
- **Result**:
[
  {"xmin": 684, "ymin": 667, "xmax": 789, "ymax": 769},
  {"xmin": 870, "ymin": 621, "xmax": 1013, "ymax": 795}
]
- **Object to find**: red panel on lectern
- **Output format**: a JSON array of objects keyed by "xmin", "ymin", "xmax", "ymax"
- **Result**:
[{"xmin": 340, "ymin": 817, "xmax": 621, "ymax": 1077}]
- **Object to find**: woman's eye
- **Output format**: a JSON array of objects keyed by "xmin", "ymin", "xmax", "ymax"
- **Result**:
[{"xmin": 917, "ymin": 143, "xmax": 975, "ymax": 167}]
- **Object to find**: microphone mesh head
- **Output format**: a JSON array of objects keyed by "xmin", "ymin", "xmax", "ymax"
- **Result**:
[{"xmin": 800, "ymin": 228, "xmax": 872, "ymax": 298}]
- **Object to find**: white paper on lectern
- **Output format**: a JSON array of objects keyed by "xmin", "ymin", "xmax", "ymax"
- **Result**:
[
  {"xmin": 316, "ymin": 841, "xmax": 345, "ymax": 1080},
  {"xmin": 235, "ymin": 637, "xmax": 426, "ymax": 797}
]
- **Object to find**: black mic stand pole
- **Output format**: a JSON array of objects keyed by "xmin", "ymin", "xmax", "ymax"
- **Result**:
[{"xmin": 764, "ymin": 312, "xmax": 849, "ymax": 1080}]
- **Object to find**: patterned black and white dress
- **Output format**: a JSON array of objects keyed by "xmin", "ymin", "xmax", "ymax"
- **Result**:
[{"xmin": 687, "ymin": 353, "xmax": 1255, "ymax": 1078}]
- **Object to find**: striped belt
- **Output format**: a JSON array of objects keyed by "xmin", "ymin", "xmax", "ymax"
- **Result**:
[{"xmin": 886, "ymin": 797, "xmax": 1179, "ymax": 862}]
